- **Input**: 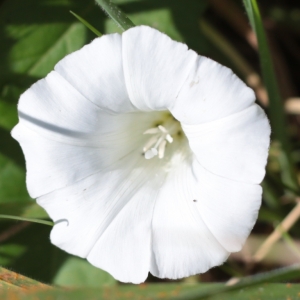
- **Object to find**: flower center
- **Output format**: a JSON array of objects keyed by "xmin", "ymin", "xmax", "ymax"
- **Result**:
[{"xmin": 143, "ymin": 115, "xmax": 180, "ymax": 159}]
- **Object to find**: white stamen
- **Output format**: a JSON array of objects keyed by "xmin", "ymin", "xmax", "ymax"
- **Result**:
[
  {"xmin": 143, "ymin": 128, "xmax": 160, "ymax": 134},
  {"xmin": 166, "ymin": 134, "xmax": 173, "ymax": 143},
  {"xmin": 158, "ymin": 140, "xmax": 167, "ymax": 159},
  {"xmin": 143, "ymin": 117, "xmax": 179, "ymax": 159},
  {"xmin": 143, "ymin": 135, "xmax": 159, "ymax": 152},
  {"xmin": 153, "ymin": 136, "xmax": 164, "ymax": 149},
  {"xmin": 158, "ymin": 125, "xmax": 167, "ymax": 133},
  {"xmin": 143, "ymin": 131, "xmax": 171, "ymax": 160}
]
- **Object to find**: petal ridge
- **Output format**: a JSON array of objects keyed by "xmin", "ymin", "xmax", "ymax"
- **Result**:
[
  {"xmin": 55, "ymin": 33, "xmax": 135, "ymax": 113},
  {"xmin": 151, "ymin": 158, "xmax": 229, "ymax": 279},
  {"xmin": 122, "ymin": 25, "xmax": 198, "ymax": 111},
  {"xmin": 170, "ymin": 55, "xmax": 256, "ymax": 124},
  {"xmin": 182, "ymin": 104, "xmax": 271, "ymax": 184}
]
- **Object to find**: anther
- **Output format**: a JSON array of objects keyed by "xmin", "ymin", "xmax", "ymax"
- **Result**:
[{"xmin": 145, "ymin": 148, "xmax": 158, "ymax": 159}]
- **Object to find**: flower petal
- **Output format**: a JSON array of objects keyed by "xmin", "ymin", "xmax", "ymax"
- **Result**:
[
  {"xmin": 191, "ymin": 161, "xmax": 262, "ymax": 252},
  {"xmin": 151, "ymin": 158, "xmax": 261, "ymax": 279},
  {"xmin": 170, "ymin": 56, "xmax": 256, "ymax": 124},
  {"xmin": 37, "ymin": 154, "xmax": 164, "ymax": 284},
  {"xmin": 55, "ymin": 33, "xmax": 135, "ymax": 113},
  {"xmin": 11, "ymin": 25, "xmax": 269, "ymax": 284},
  {"xmin": 12, "ymin": 124, "xmax": 104, "ymax": 198},
  {"xmin": 14, "ymin": 70, "xmax": 104, "ymax": 145},
  {"xmin": 87, "ymin": 174, "xmax": 161, "ymax": 284},
  {"xmin": 12, "ymin": 122, "xmax": 151, "ymax": 198},
  {"xmin": 13, "ymin": 79, "xmax": 165, "ymax": 197},
  {"xmin": 150, "ymin": 159, "xmax": 229, "ymax": 279},
  {"xmin": 182, "ymin": 105, "xmax": 270, "ymax": 184},
  {"xmin": 14, "ymin": 69, "xmax": 165, "ymax": 146},
  {"xmin": 122, "ymin": 26, "xmax": 198, "ymax": 111}
]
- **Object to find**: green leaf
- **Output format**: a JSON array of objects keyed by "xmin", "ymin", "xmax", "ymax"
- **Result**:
[
  {"xmin": 243, "ymin": 0, "xmax": 299, "ymax": 192},
  {"xmin": 0, "ymin": 0, "xmax": 107, "ymax": 91},
  {"xmin": 1, "ymin": 266, "xmax": 300, "ymax": 300},
  {"xmin": 196, "ymin": 283, "xmax": 300, "ymax": 300},
  {"xmin": 171, "ymin": 264, "xmax": 300, "ymax": 299},
  {"xmin": 53, "ymin": 257, "xmax": 116, "ymax": 287},
  {"xmin": 0, "ymin": 223, "xmax": 68, "ymax": 283},
  {"xmin": 1, "ymin": 270, "xmax": 300, "ymax": 300},
  {"xmin": 95, "ymin": 0, "xmax": 135, "ymax": 31},
  {"xmin": 0, "ymin": 202, "xmax": 48, "ymax": 219},
  {"xmin": 0, "ymin": 151, "xmax": 29, "ymax": 203}
]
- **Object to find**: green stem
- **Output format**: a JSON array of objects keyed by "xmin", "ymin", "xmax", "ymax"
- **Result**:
[
  {"xmin": 0, "ymin": 214, "xmax": 53, "ymax": 226},
  {"xmin": 95, "ymin": 0, "xmax": 135, "ymax": 31}
]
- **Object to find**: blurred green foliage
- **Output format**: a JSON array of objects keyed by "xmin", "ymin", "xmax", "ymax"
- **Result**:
[{"xmin": 1, "ymin": 0, "xmax": 300, "ymax": 298}]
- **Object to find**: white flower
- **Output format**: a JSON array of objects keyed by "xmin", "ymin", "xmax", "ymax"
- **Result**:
[{"xmin": 12, "ymin": 26, "xmax": 270, "ymax": 284}]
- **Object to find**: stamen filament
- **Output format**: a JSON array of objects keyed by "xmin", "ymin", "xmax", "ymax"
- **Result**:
[
  {"xmin": 143, "ymin": 115, "xmax": 180, "ymax": 159},
  {"xmin": 158, "ymin": 140, "xmax": 167, "ymax": 159},
  {"xmin": 144, "ymin": 128, "xmax": 160, "ymax": 134},
  {"xmin": 143, "ymin": 135, "xmax": 159, "ymax": 152}
]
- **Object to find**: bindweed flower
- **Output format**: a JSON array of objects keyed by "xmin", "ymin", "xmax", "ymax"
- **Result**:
[{"xmin": 12, "ymin": 26, "xmax": 270, "ymax": 284}]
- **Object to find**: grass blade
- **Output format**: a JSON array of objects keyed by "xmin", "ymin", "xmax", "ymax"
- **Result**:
[
  {"xmin": 0, "ymin": 214, "xmax": 53, "ymax": 226},
  {"xmin": 70, "ymin": 11, "xmax": 102, "ymax": 37},
  {"xmin": 243, "ymin": 0, "xmax": 299, "ymax": 191},
  {"xmin": 95, "ymin": 0, "xmax": 135, "ymax": 31},
  {"xmin": 0, "ymin": 267, "xmax": 51, "ymax": 290}
]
